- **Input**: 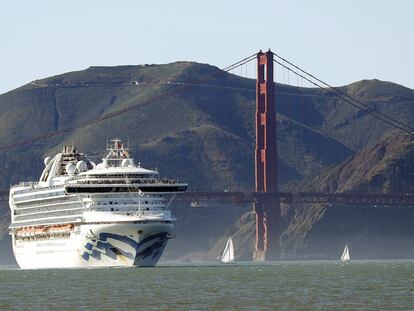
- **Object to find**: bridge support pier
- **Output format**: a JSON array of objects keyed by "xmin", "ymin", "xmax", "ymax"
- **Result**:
[
  {"xmin": 254, "ymin": 196, "xmax": 282, "ymax": 260},
  {"xmin": 253, "ymin": 203, "xmax": 266, "ymax": 261},
  {"xmin": 253, "ymin": 50, "xmax": 282, "ymax": 261}
]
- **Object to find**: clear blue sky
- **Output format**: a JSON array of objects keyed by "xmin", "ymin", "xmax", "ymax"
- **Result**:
[{"xmin": 1, "ymin": 0, "xmax": 413, "ymax": 94}]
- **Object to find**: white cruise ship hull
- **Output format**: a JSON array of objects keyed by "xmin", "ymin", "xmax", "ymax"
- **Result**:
[{"xmin": 13, "ymin": 222, "xmax": 173, "ymax": 269}]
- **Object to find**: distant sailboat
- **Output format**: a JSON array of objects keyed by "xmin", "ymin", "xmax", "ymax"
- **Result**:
[
  {"xmin": 220, "ymin": 237, "xmax": 235, "ymax": 263},
  {"xmin": 340, "ymin": 244, "xmax": 350, "ymax": 262}
]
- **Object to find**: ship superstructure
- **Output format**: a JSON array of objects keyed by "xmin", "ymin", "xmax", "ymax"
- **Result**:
[{"xmin": 9, "ymin": 139, "xmax": 187, "ymax": 269}]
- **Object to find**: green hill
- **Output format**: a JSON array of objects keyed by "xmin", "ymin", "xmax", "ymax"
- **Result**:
[{"xmin": 0, "ymin": 62, "xmax": 413, "ymax": 262}]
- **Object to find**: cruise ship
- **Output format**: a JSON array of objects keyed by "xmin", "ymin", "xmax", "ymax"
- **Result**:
[{"xmin": 9, "ymin": 139, "xmax": 187, "ymax": 269}]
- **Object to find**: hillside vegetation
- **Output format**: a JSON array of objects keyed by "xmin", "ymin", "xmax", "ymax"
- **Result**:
[
  {"xmin": 280, "ymin": 133, "xmax": 414, "ymax": 258},
  {"xmin": 0, "ymin": 62, "xmax": 413, "ymax": 261}
]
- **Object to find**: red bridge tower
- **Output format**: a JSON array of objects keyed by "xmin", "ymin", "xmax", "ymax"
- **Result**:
[{"xmin": 254, "ymin": 50, "xmax": 281, "ymax": 260}]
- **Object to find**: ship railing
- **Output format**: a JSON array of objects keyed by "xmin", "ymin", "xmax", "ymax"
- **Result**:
[
  {"xmin": 110, "ymin": 210, "xmax": 171, "ymax": 217},
  {"xmin": 74, "ymin": 178, "xmax": 182, "ymax": 185},
  {"xmin": 11, "ymin": 183, "xmax": 63, "ymax": 194},
  {"xmin": 16, "ymin": 181, "xmax": 39, "ymax": 187},
  {"xmin": 9, "ymin": 216, "xmax": 82, "ymax": 229}
]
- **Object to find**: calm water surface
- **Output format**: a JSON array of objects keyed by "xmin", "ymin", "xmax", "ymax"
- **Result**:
[{"xmin": 0, "ymin": 261, "xmax": 413, "ymax": 310}]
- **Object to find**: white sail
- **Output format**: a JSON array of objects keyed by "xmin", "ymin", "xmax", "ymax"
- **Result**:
[
  {"xmin": 340, "ymin": 244, "xmax": 350, "ymax": 262},
  {"xmin": 220, "ymin": 237, "xmax": 235, "ymax": 263}
]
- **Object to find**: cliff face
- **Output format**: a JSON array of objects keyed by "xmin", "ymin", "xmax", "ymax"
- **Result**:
[
  {"xmin": 306, "ymin": 133, "xmax": 414, "ymax": 194},
  {"xmin": 0, "ymin": 62, "xmax": 413, "ymax": 262},
  {"xmin": 280, "ymin": 133, "xmax": 414, "ymax": 259}
]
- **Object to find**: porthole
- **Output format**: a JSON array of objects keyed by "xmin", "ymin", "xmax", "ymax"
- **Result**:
[{"xmin": 137, "ymin": 230, "xmax": 143, "ymax": 234}]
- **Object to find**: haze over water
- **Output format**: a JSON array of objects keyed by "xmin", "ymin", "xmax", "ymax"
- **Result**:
[{"xmin": 1, "ymin": 261, "xmax": 413, "ymax": 310}]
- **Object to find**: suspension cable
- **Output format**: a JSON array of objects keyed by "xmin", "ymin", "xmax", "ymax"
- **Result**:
[{"xmin": 272, "ymin": 54, "xmax": 414, "ymax": 136}]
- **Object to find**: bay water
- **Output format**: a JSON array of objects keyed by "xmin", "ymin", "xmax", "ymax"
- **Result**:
[{"xmin": 1, "ymin": 261, "xmax": 413, "ymax": 310}]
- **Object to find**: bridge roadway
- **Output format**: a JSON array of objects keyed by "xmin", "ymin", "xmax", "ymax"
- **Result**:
[
  {"xmin": 174, "ymin": 191, "xmax": 414, "ymax": 207},
  {"xmin": 0, "ymin": 190, "xmax": 414, "ymax": 207}
]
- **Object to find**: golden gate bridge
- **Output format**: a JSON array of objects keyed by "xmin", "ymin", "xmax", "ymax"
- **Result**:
[{"xmin": 0, "ymin": 50, "xmax": 413, "ymax": 260}]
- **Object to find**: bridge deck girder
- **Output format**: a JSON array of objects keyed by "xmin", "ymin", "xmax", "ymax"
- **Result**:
[{"xmin": 174, "ymin": 191, "xmax": 414, "ymax": 207}]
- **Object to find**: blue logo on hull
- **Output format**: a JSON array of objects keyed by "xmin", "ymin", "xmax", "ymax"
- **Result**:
[{"xmin": 81, "ymin": 232, "xmax": 168, "ymax": 263}]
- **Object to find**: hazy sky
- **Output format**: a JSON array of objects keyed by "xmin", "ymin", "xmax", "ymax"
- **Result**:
[{"xmin": 1, "ymin": 0, "xmax": 413, "ymax": 94}]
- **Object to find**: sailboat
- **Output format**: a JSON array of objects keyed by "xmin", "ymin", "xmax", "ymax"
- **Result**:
[
  {"xmin": 220, "ymin": 237, "xmax": 235, "ymax": 263},
  {"xmin": 340, "ymin": 244, "xmax": 350, "ymax": 262}
]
